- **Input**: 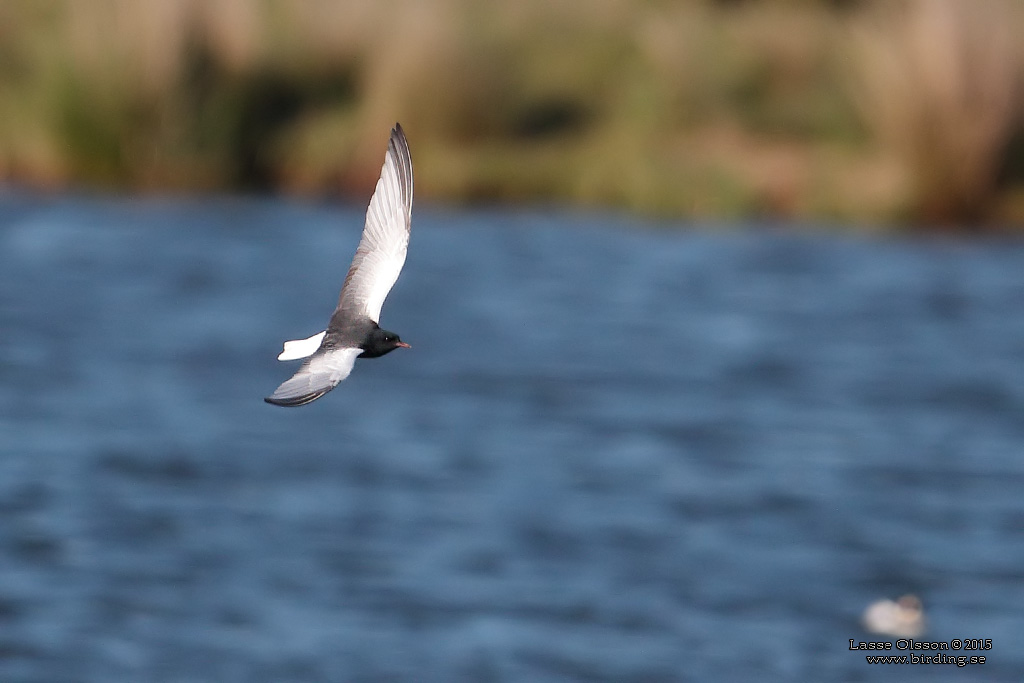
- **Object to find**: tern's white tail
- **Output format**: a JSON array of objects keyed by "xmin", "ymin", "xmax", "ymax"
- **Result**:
[{"xmin": 278, "ymin": 331, "xmax": 326, "ymax": 361}]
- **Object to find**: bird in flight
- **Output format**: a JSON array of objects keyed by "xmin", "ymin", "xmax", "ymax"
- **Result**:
[{"xmin": 266, "ymin": 123, "xmax": 413, "ymax": 407}]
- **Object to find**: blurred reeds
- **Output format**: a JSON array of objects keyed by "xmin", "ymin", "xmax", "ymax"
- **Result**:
[
  {"xmin": 850, "ymin": 0, "xmax": 1022, "ymax": 226},
  {"xmin": 0, "ymin": 0, "xmax": 1022, "ymax": 228}
]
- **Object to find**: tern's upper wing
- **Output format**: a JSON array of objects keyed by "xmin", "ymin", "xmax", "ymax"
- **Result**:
[
  {"xmin": 336, "ymin": 123, "xmax": 413, "ymax": 323},
  {"xmin": 264, "ymin": 348, "xmax": 361, "ymax": 407}
]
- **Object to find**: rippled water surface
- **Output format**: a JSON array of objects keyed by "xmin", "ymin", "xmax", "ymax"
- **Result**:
[{"xmin": 1, "ymin": 194, "xmax": 1023, "ymax": 682}]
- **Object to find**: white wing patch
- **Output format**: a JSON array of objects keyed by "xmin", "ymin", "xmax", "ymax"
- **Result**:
[{"xmin": 278, "ymin": 331, "xmax": 326, "ymax": 361}]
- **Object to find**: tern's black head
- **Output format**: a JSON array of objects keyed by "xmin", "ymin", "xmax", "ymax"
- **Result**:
[{"xmin": 360, "ymin": 326, "xmax": 410, "ymax": 358}]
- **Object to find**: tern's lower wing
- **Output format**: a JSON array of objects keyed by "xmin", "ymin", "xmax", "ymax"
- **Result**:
[{"xmin": 265, "ymin": 348, "xmax": 361, "ymax": 407}]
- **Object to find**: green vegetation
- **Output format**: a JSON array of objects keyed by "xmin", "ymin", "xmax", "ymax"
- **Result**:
[{"xmin": 0, "ymin": 0, "xmax": 1022, "ymax": 228}]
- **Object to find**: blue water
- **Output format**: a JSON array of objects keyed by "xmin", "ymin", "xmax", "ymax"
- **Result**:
[{"xmin": 1, "ymin": 194, "xmax": 1023, "ymax": 682}]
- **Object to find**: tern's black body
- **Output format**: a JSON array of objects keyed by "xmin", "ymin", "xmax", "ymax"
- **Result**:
[
  {"xmin": 320, "ymin": 313, "xmax": 408, "ymax": 359},
  {"xmin": 264, "ymin": 322, "xmax": 408, "ymax": 406}
]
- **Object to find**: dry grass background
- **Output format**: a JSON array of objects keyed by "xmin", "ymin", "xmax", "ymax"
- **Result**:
[
  {"xmin": 0, "ymin": 0, "xmax": 1021, "ymax": 228},
  {"xmin": 850, "ymin": 0, "xmax": 1021, "ymax": 225}
]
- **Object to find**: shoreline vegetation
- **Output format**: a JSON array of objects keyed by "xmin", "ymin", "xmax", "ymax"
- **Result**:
[{"xmin": 0, "ymin": 0, "xmax": 1022, "ymax": 230}]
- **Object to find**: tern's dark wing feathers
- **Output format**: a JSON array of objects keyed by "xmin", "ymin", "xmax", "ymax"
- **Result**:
[{"xmin": 336, "ymin": 124, "xmax": 413, "ymax": 323}]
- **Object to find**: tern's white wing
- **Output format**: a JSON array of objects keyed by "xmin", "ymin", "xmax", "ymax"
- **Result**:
[
  {"xmin": 264, "ymin": 348, "xmax": 362, "ymax": 407},
  {"xmin": 336, "ymin": 124, "xmax": 413, "ymax": 322}
]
